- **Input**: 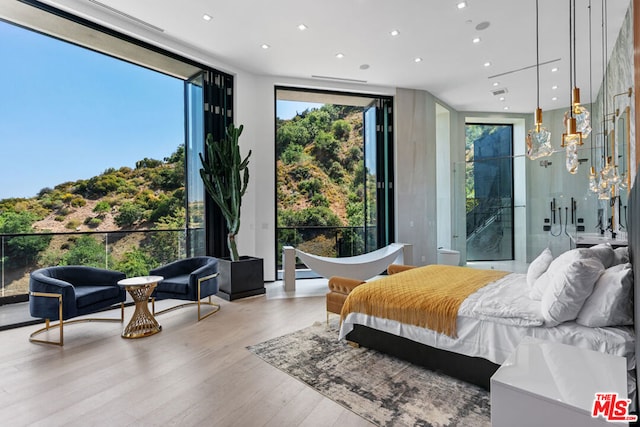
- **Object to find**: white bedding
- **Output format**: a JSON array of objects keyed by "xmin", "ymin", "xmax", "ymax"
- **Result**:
[{"xmin": 339, "ymin": 272, "xmax": 636, "ymax": 369}]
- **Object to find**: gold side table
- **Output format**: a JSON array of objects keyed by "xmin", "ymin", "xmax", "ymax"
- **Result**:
[{"xmin": 117, "ymin": 275, "xmax": 163, "ymax": 339}]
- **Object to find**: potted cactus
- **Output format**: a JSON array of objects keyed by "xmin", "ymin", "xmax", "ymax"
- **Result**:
[{"xmin": 200, "ymin": 123, "xmax": 264, "ymax": 300}]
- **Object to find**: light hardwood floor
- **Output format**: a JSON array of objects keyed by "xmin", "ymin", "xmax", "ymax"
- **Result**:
[{"xmin": 0, "ymin": 289, "xmax": 373, "ymax": 426}]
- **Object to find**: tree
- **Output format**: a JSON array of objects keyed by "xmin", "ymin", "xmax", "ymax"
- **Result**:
[
  {"xmin": 0, "ymin": 211, "xmax": 51, "ymax": 267},
  {"xmin": 115, "ymin": 248, "xmax": 157, "ymax": 277},
  {"xmin": 62, "ymin": 235, "xmax": 109, "ymax": 267}
]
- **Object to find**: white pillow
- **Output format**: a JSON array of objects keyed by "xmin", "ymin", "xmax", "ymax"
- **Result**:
[
  {"xmin": 526, "ymin": 247, "xmax": 553, "ymax": 288},
  {"xmin": 576, "ymin": 263, "xmax": 633, "ymax": 327},
  {"xmin": 540, "ymin": 257, "xmax": 604, "ymax": 327},
  {"xmin": 588, "ymin": 243, "xmax": 615, "ymax": 269},
  {"xmin": 529, "ymin": 248, "xmax": 590, "ymax": 300},
  {"xmin": 612, "ymin": 246, "xmax": 629, "ymax": 266}
]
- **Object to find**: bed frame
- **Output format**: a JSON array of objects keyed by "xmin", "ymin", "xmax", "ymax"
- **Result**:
[{"xmin": 347, "ymin": 171, "xmax": 640, "ymax": 400}]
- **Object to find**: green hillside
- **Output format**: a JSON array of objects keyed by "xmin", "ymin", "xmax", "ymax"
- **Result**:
[
  {"xmin": 0, "ymin": 146, "xmax": 186, "ymax": 295},
  {"xmin": 276, "ymin": 105, "xmax": 372, "ymax": 258}
]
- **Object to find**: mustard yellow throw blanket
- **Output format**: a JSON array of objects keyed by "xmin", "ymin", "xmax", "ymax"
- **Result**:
[{"xmin": 340, "ymin": 265, "xmax": 509, "ymax": 337}]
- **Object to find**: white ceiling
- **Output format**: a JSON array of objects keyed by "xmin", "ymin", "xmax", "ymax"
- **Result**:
[{"xmin": 42, "ymin": 0, "xmax": 630, "ymax": 114}]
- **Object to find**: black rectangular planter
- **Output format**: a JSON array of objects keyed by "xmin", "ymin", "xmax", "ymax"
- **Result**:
[{"xmin": 217, "ymin": 256, "xmax": 265, "ymax": 301}]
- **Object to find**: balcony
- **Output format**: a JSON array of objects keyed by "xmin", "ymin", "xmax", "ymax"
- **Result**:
[{"xmin": 0, "ymin": 229, "xmax": 195, "ymax": 328}]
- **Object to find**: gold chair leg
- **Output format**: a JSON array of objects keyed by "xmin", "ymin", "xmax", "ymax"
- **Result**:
[
  {"xmin": 29, "ymin": 292, "xmax": 126, "ymax": 346},
  {"xmin": 29, "ymin": 292, "xmax": 64, "ymax": 346},
  {"xmin": 197, "ymin": 273, "xmax": 220, "ymax": 321},
  {"xmin": 153, "ymin": 273, "xmax": 221, "ymax": 321}
]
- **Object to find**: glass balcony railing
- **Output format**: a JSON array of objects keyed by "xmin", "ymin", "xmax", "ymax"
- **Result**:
[{"xmin": 0, "ymin": 229, "xmax": 193, "ymax": 301}]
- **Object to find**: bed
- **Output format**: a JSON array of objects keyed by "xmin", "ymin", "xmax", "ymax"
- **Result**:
[{"xmin": 339, "ymin": 172, "xmax": 640, "ymax": 405}]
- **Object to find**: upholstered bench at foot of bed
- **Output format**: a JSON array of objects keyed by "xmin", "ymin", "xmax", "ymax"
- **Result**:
[
  {"xmin": 386, "ymin": 264, "xmax": 417, "ymax": 275},
  {"xmin": 326, "ymin": 264, "xmax": 418, "ymax": 322},
  {"xmin": 326, "ymin": 276, "xmax": 365, "ymax": 322}
]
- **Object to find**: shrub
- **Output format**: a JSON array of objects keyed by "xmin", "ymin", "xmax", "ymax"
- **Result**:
[
  {"xmin": 114, "ymin": 248, "xmax": 157, "ymax": 278},
  {"xmin": 70, "ymin": 196, "xmax": 86, "ymax": 207},
  {"xmin": 115, "ymin": 202, "xmax": 144, "ymax": 227},
  {"xmin": 135, "ymin": 158, "xmax": 163, "ymax": 169},
  {"xmin": 93, "ymin": 201, "xmax": 111, "ymax": 214},
  {"xmin": 61, "ymin": 235, "xmax": 109, "ymax": 267},
  {"xmin": 298, "ymin": 178, "xmax": 323, "ymax": 195},
  {"xmin": 281, "ymin": 143, "xmax": 304, "ymax": 164},
  {"xmin": 54, "ymin": 216, "xmax": 65, "ymax": 222},
  {"xmin": 289, "ymin": 165, "xmax": 311, "ymax": 181},
  {"xmin": 328, "ymin": 161, "xmax": 344, "ymax": 182},
  {"xmin": 84, "ymin": 217, "xmax": 102, "ymax": 228},
  {"xmin": 57, "ymin": 207, "xmax": 72, "ymax": 216},
  {"xmin": 37, "ymin": 187, "xmax": 54, "ymax": 197},
  {"xmin": 65, "ymin": 219, "xmax": 81, "ymax": 230},
  {"xmin": 310, "ymin": 193, "xmax": 329, "ymax": 207},
  {"xmin": 332, "ymin": 119, "xmax": 352, "ymax": 141}
]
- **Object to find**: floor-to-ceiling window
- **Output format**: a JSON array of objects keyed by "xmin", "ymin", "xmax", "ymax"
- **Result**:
[
  {"xmin": 465, "ymin": 123, "xmax": 514, "ymax": 261},
  {"xmin": 0, "ymin": 1, "xmax": 230, "ymax": 326},
  {"xmin": 274, "ymin": 88, "xmax": 393, "ymax": 275}
]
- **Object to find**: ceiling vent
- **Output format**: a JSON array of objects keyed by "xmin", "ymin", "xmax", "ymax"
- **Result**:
[
  {"xmin": 491, "ymin": 88, "xmax": 508, "ymax": 96},
  {"xmin": 85, "ymin": 0, "xmax": 165, "ymax": 32}
]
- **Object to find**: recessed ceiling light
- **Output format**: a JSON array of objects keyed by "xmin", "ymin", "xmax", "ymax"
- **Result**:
[
  {"xmin": 503, "ymin": 106, "xmax": 509, "ymax": 110},
  {"xmin": 472, "ymin": 37, "xmax": 481, "ymax": 44},
  {"xmin": 457, "ymin": 1, "xmax": 467, "ymax": 9},
  {"xmin": 492, "ymin": 82, "xmax": 499, "ymax": 87},
  {"xmin": 551, "ymin": 67, "xmax": 559, "ymax": 72},
  {"xmin": 552, "ymin": 96, "xmax": 558, "ymax": 101},
  {"xmin": 261, "ymin": 44, "xmax": 270, "ymax": 49},
  {"xmin": 484, "ymin": 61, "xmax": 491, "ymax": 67},
  {"xmin": 552, "ymin": 85, "xmax": 558, "ymax": 90},
  {"xmin": 499, "ymin": 97, "xmax": 505, "ymax": 101},
  {"xmin": 336, "ymin": 53, "xmax": 344, "ymax": 59},
  {"xmin": 298, "ymin": 24, "xmax": 307, "ymax": 31},
  {"xmin": 390, "ymin": 29, "xmax": 400, "ymax": 36},
  {"xmin": 414, "ymin": 57, "xmax": 423, "ymax": 63},
  {"xmin": 202, "ymin": 14, "xmax": 212, "ymax": 21}
]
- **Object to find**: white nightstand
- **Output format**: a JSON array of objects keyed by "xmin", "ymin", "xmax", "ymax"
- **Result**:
[{"xmin": 491, "ymin": 337, "xmax": 630, "ymax": 427}]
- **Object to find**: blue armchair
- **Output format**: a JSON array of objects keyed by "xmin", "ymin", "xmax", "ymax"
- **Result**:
[
  {"xmin": 29, "ymin": 266, "xmax": 126, "ymax": 346},
  {"xmin": 150, "ymin": 256, "xmax": 220, "ymax": 321}
]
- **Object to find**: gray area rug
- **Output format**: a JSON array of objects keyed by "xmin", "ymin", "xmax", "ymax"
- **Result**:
[{"xmin": 247, "ymin": 321, "xmax": 490, "ymax": 427}]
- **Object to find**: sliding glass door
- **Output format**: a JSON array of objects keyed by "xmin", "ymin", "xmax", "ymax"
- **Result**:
[{"xmin": 275, "ymin": 88, "xmax": 394, "ymax": 274}]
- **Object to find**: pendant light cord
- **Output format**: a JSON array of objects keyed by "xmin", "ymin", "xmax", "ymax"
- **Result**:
[
  {"xmin": 536, "ymin": 0, "xmax": 540, "ymax": 109},
  {"xmin": 589, "ymin": 0, "xmax": 594, "ymax": 167},
  {"xmin": 602, "ymin": 0, "xmax": 608, "ymax": 160},
  {"xmin": 568, "ymin": 0, "xmax": 574, "ymax": 120}
]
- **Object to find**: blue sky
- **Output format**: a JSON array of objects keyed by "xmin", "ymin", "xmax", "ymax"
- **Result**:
[
  {"xmin": 276, "ymin": 100, "xmax": 324, "ymax": 120},
  {"xmin": 0, "ymin": 20, "xmax": 183, "ymax": 200}
]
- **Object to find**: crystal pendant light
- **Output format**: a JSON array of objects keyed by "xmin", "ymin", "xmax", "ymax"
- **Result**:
[
  {"xmin": 527, "ymin": 109, "xmax": 553, "ymax": 159},
  {"xmin": 567, "ymin": 0, "xmax": 591, "ymax": 138},
  {"xmin": 561, "ymin": 0, "xmax": 583, "ymax": 173},
  {"xmin": 563, "ymin": 117, "xmax": 582, "ymax": 174},
  {"xmin": 526, "ymin": 0, "xmax": 553, "ymax": 160},
  {"xmin": 570, "ymin": 88, "xmax": 592, "ymax": 138}
]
